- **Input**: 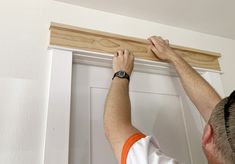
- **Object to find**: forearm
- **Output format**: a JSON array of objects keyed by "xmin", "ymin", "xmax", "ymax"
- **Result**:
[
  {"xmin": 148, "ymin": 36, "xmax": 221, "ymax": 121},
  {"xmin": 104, "ymin": 78, "xmax": 132, "ymax": 131},
  {"xmin": 104, "ymin": 78, "xmax": 138, "ymax": 160},
  {"xmin": 171, "ymin": 53, "xmax": 221, "ymax": 121}
]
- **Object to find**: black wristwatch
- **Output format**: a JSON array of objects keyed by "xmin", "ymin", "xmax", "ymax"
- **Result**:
[{"xmin": 112, "ymin": 70, "xmax": 130, "ymax": 81}]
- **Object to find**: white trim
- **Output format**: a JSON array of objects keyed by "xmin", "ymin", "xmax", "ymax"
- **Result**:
[
  {"xmin": 178, "ymin": 96, "xmax": 194, "ymax": 164},
  {"xmin": 44, "ymin": 49, "xmax": 73, "ymax": 164},
  {"xmin": 49, "ymin": 45, "xmax": 223, "ymax": 74},
  {"xmin": 202, "ymin": 72, "xmax": 225, "ymax": 97}
]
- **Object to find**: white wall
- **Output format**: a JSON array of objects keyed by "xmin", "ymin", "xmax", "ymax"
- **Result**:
[{"xmin": 0, "ymin": 0, "xmax": 234, "ymax": 163}]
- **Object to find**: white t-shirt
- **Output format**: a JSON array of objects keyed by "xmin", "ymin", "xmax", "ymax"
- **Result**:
[{"xmin": 121, "ymin": 133, "xmax": 183, "ymax": 164}]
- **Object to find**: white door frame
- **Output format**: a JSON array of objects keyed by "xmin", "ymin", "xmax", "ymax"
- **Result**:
[{"xmin": 43, "ymin": 46, "xmax": 225, "ymax": 164}]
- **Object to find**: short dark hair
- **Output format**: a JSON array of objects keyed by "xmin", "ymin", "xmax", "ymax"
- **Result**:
[{"xmin": 209, "ymin": 91, "xmax": 235, "ymax": 164}]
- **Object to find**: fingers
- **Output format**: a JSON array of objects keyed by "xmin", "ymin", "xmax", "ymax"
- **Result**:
[
  {"xmin": 124, "ymin": 49, "xmax": 134, "ymax": 59},
  {"xmin": 114, "ymin": 49, "xmax": 134, "ymax": 58},
  {"xmin": 118, "ymin": 50, "xmax": 124, "ymax": 56},
  {"xmin": 124, "ymin": 49, "xmax": 129, "ymax": 58},
  {"xmin": 113, "ymin": 49, "xmax": 134, "ymax": 75},
  {"xmin": 148, "ymin": 36, "xmax": 164, "ymax": 43},
  {"xmin": 150, "ymin": 45, "xmax": 159, "ymax": 54},
  {"xmin": 165, "ymin": 39, "xmax": 169, "ymax": 45},
  {"xmin": 114, "ymin": 51, "xmax": 118, "ymax": 57},
  {"xmin": 113, "ymin": 49, "xmax": 126, "ymax": 58},
  {"xmin": 148, "ymin": 36, "xmax": 170, "ymax": 46},
  {"xmin": 148, "ymin": 36, "xmax": 162, "ymax": 47}
]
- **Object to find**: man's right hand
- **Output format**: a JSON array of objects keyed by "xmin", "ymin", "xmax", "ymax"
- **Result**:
[{"xmin": 148, "ymin": 36, "xmax": 178, "ymax": 63}]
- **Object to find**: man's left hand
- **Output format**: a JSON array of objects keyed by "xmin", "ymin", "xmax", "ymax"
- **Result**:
[{"xmin": 113, "ymin": 49, "xmax": 135, "ymax": 76}]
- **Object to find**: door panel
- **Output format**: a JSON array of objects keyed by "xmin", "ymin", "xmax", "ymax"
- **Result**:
[{"xmin": 69, "ymin": 64, "xmax": 207, "ymax": 164}]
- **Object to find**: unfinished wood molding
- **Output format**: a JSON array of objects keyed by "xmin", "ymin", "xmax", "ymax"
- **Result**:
[{"xmin": 50, "ymin": 22, "xmax": 221, "ymax": 70}]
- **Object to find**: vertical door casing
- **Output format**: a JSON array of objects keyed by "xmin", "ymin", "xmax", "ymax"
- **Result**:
[{"xmin": 44, "ymin": 49, "xmax": 73, "ymax": 164}]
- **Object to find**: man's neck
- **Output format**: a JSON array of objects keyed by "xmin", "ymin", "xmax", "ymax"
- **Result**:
[
  {"xmin": 208, "ymin": 159, "xmax": 221, "ymax": 164},
  {"xmin": 206, "ymin": 152, "xmax": 221, "ymax": 164}
]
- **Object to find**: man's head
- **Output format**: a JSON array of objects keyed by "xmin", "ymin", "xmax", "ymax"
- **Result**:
[{"xmin": 202, "ymin": 91, "xmax": 235, "ymax": 164}]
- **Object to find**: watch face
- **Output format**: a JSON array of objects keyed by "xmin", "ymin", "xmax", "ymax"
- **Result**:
[{"xmin": 117, "ymin": 71, "xmax": 125, "ymax": 77}]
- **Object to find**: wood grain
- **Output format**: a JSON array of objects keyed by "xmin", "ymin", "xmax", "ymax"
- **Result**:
[{"xmin": 50, "ymin": 22, "xmax": 221, "ymax": 70}]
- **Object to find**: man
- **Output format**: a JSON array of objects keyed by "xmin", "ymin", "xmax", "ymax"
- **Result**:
[{"xmin": 104, "ymin": 36, "xmax": 235, "ymax": 164}]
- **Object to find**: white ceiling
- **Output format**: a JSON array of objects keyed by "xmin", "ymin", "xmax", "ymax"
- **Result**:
[{"xmin": 57, "ymin": 0, "xmax": 235, "ymax": 40}]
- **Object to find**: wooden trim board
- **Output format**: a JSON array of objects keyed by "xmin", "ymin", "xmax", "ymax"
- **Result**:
[{"xmin": 50, "ymin": 22, "xmax": 221, "ymax": 70}]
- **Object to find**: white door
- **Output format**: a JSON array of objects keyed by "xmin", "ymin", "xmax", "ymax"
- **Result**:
[{"xmin": 69, "ymin": 62, "xmax": 207, "ymax": 164}]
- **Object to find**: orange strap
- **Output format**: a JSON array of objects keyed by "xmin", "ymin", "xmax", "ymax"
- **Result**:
[{"xmin": 121, "ymin": 132, "xmax": 146, "ymax": 164}]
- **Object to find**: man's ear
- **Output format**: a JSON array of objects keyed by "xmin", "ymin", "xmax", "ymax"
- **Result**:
[{"xmin": 202, "ymin": 124, "xmax": 214, "ymax": 146}]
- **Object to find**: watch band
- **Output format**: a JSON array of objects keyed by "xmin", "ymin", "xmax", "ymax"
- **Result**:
[{"xmin": 112, "ymin": 71, "xmax": 130, "ymax": 81}]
